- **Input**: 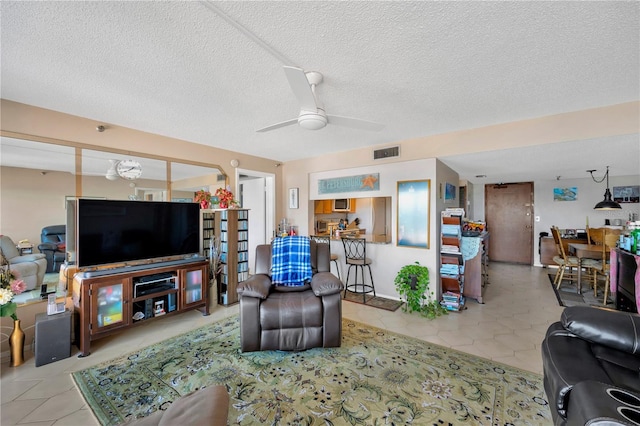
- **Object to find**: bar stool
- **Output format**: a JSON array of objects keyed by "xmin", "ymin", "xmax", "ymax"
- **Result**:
[
  {"xmin": 341, "ymin": 237, "xmax": 375, "ymax": 302},
  {"xmin": 310, "ymin": 235, "xmax": 341, "ymax": 280}
]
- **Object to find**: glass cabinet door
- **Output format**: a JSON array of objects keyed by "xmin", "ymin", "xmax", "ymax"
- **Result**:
[
  {"xmin": 182, "ymin": 266, "xmax": 206, "ymax": 307},
  {"xmin": 92, "ymin": 280, "xmax": 130, "ymax": 332}
]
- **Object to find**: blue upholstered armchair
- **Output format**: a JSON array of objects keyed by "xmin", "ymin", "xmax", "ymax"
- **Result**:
[{"xmin": 38, "ymin": 225, "xmax": 66, "ymax": 273}]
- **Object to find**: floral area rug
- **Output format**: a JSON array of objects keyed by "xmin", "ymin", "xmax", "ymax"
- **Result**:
[{"xmin": 72, "ymin": 315, "xmax": 551, "ymax": 425}]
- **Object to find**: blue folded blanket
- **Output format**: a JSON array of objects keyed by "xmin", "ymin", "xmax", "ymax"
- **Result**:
[{"xmin": 271, "ymin": 236, "xmax": 312, "ymax": 286}]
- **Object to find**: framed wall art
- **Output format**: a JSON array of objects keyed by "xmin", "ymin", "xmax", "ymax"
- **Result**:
[
  {"xmin": 289, "ymin": 187, "xmax": 299, "ymax": 209},
  {"xmin": 397, "ymin": 179, "xmax": 430, "ymax": 249},
  {"xmin": 613, "ymin": 185, "xmax": 639, "ymax": 203},
  {"xmin": 553, "ymin": 187, "xmax": 577, "ymax": 201},
  {"xmin": 445, "ymin": 182, "xmax": 456, "ymax": 202}
]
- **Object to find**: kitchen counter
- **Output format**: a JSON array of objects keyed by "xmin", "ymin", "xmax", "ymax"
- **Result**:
[{"xmin": 314, "ymin": 233, "xmax": 391, "ymax": 245}]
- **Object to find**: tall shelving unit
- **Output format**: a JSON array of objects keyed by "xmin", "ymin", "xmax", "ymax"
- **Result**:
[
  {"xmin": 440, "ymin": 210, "xmax": 465, "ymax": 311},
  {"xmin": 214, "ymin": 209, "xmax": 249, "ymax": 305},
  {"xmin": 200, "ymin": 209, "xmax": 216, "ymax": 258}
]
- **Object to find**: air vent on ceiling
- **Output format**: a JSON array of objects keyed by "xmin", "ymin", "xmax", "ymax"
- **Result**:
[{"xmin": 373, "ymin": 146, "xmax": 399, "ymax": 160}]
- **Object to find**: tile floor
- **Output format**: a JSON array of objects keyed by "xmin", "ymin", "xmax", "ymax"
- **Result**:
[{"xmin": 1, "ymin": 262, "xmax": 564, "ymax": 425}]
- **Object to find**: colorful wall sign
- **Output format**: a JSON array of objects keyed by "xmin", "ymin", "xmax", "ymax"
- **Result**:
[{"xmin": 318, "ymin": 173, "xmax": 380, "ymax": 194}]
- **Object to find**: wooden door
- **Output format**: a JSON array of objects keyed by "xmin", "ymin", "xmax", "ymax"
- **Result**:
[{"xmin": 485, "ymin": 182, "xmax": 534, "ymax": 264}]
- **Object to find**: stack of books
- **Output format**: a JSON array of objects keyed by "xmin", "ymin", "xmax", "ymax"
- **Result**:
[
  {"xmin": 441, "ymin": 291, "xmax": 465, "ymax": 311},
  {"xmin": 440, "ymin": 263, "xmax": 462, "ymax": 278},
  {"xmin": 441, "ymin": 245, "xmax": 462, "ymax": 254}
]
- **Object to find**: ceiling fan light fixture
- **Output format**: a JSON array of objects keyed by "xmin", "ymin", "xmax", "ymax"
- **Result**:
[
  {"xmin": 298, "ymin": 112, "xmax": 327, "ymax": 130},
  {"xmin": 258, "ymin": 66, "xmax": 382, "ymax": 133}
]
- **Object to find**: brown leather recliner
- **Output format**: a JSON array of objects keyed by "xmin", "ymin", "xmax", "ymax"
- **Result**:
[{"xmin": 237, "ymin": 240, "xmax": 343, "ymax": 352}]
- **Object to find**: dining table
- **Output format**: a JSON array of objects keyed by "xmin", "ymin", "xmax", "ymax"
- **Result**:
[{"xmin": 568, "ymin": 243, "xmax": 607, "ymax": 294}]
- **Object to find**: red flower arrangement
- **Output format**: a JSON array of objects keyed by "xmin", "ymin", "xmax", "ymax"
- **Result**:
[
  {"xmin": 194, "ymin": 190, "xmax": 212, "ymax": 209},
  {"xmin": 215, "ymin": 187, "xmax": 237, "ymax": 209}
]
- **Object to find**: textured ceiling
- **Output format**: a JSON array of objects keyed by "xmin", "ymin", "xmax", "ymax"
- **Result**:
[{"xmin": 1, "ymin": 1, "xmax": 639, "ymax": 182}]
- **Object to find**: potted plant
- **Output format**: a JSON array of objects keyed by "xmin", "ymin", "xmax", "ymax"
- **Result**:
[{"xmin": 394, "ymin": 261, "xmax": 447, "ymax": 319}]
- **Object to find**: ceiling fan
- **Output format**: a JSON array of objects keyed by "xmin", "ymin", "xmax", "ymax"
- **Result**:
[{"xmin": 257, "ymin": 66, "xmax": 385, "ymax": 133}]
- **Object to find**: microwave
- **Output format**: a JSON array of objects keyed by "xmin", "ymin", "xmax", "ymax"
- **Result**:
[
  {"xmin": 316, "ymin": 220, "xmax": 329, "ymax": 234},
  {"xmin": 333, "ymin": 198, "xmax": 351, "ymax": 211}
]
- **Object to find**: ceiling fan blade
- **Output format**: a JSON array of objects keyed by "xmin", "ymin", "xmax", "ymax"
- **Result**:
[
  {"xmin": 105, "ymin": 159, "xmax": 119, "ymax": 180},
  {"xmin": 283, "ymin": 66, "xmax": 318, "ymax": 112},
  {"xmin": 256, "ymin": 118, "xmax": 298, "ymax": 133},
  {"xmin": 326, "ymin": 114, "xmax": 385, "ymax": 132}
]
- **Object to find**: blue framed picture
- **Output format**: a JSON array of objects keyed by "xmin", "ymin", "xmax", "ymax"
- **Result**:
[
  {"xmin": 397, "ymin": 180, "xmax": 430, "ymax": 248},
  {"xmin": 553, "ymin": 187, "xmax": 577, "ymax": 201},
  {"xmin": 445, "ymin": 182, "xmax": 456, "ymax": 202}
]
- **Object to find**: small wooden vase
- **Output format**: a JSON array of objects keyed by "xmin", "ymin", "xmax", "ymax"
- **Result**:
[{"xmin": 9, "ymin": 319, "xmax": 25, "ymax": 367}]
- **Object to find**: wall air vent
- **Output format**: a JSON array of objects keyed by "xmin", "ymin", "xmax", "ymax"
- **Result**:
[
  {"xmin": 217, "ymin": 174, "xmax": 226, "ymax": 182},
  {"xmin": 373, "ymin": 146, "xmax": 399, "ymax": 160}
]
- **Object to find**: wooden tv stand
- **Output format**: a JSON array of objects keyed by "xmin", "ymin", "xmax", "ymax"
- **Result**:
[{"xmin": 73, "ymin": 259, "xmax": 209, "ymax": 357}]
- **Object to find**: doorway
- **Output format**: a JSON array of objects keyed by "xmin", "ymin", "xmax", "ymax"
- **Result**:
[
  {"xmin": 485, "ymin": 182, "xmax": 534, "ymax": 264},
  {"xmin": 236, "ymin": 168, "xmax": 275, "ymax": 274}
]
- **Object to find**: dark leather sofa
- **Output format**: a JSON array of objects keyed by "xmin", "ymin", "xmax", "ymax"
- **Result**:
[
  {"xmin": 38, "ymin": 225, "xmax": 66, "ymax": 273},
  {"xmin": 542, "ymin": 306, "xmax": 640, "ymax": 425},
  {"xmin": 237, "ymin": 240, "xmax": 343, "ymax": 352}
]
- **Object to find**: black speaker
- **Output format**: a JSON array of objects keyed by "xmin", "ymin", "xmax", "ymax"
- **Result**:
[
  {"xmin": 35, "ymin": 310, "xmax": 72, "ymax": 367},
  {"xmin": 144, "ymin": 298, "xmax": 154, "ymax": 319}
]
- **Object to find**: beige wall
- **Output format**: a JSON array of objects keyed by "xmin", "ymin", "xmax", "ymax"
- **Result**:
[
  {"xmin": 0, "ymin": 166, "xmax": 171, "ymax": 246},
  {"xmin": 1, "ymin": 167, "xmax": 72, "ymax": 245},
  {"xmin": 3, "ymin": 99, "xmax": 638, "ymax": 236},
  {"xmin": 0, "ymin": 99, "xmax": 284, "ymax": 218},
  {"xmin": 284, "ymin": 101, "xmax": 639, "ymax": 236}
]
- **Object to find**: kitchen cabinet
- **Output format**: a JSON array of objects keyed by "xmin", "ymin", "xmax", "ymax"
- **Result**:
[
  {"xmin": 314, "ymin": 200, "xmax": 333, "ymax": 214},
  {"xmin": 314, "ymin": 199, "xmax": 357, "ymax": 214}
]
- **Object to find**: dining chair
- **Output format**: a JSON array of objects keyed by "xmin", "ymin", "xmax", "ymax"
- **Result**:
[
  {"xmin": 341, "ymin": 237, "xmax": 375, "ymax": 302},
  {"xmin": 551, "ymin": 226, "xmax": 580, "ymax": 288},
  {"xmin": 588, "ymin": 229, "xmax": 621, "ymax": 305},
  {"xmin": 310, "ymin": 235, "xmax": 341, "ymax": 280},
  {"xmin": 589, "ymin": 227, "xmax": 606, "ymax": 245}
]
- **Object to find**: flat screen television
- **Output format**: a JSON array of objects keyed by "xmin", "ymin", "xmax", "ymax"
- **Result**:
[{"xmin": 76, "ymin": 199, "xmax": 200, "ymax": 268}]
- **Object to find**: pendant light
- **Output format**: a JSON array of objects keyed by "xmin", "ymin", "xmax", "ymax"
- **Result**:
[{"xmin": 587, "ymin": 166, "xmax": 622, "ymax": 210}]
